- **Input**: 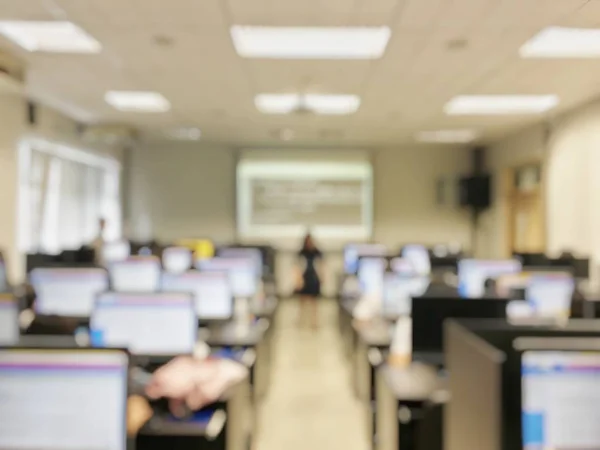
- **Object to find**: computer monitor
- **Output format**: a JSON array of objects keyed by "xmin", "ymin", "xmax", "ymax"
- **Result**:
[
  {"xmin": 162, "ymin": 246, "xmax": 193, "ymax": 274},
  {"xmin": 522, "ymin": 350, "xmax": 600, "ymax": 449},
  {"xmin": 197, "ymin": 257, "xmax": 257, "ymax": 298},
  {"xmin": 102, "ymin": 240, "xmax": 131, "ymax": 264},
  {"xmin": 358, "ymin": 257, "xmax": 387, "ymax": 295},
  {"xmin": 401, "ymin": 244, "xmax": 431, "ymax": 276},
  {"xmin": 382, "ymin": 273, "xmax": 430, "ymax": 316},
  {"xmin": 109, "ymin": 256, "xmax": 161, "ymax": 293},
  {"xmin": 412, "ymin": 297, "xmax": 509, "ymax": 354},
  {"xmin": 0, "ymin": 347, "xmax": 128, "ymax": 450},
  {"xmin": 457, "ymin": 259, "xmax": 522, "ymax": 298},
  {"xmin": 161, "ymin": 271, "xmax": 233, "ymax": 320},
  {"xmin": 217, "ymin": 247, "xmax": 263, "ymax": 277},
  {"xmin": 526, "ymin": 274, "xmax": 575, "ymax": 319},
  {"xmin": 389, "ymin": 257, "xmax": 416, "ymax": 275},
  {"xmin": 0, "ymin": 294, "xmax": 18, "ymax": 345},
  {"xmin": 343, "ymin": 243, "xmax": 387, "ymax": 275},
  {"xmin": 91, "ymin": 292, "xmax": 197, "ymax": 356},
  {"xmin": 31, "ymin": 268, "xmax": 109, "ymax": 318}
]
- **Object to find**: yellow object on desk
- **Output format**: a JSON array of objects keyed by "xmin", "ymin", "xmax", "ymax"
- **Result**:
[{"xmin": 177, "ymin": 239, "xmax": 214, "ymax": 260}]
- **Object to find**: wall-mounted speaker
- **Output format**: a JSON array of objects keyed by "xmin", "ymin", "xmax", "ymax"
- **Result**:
[{"xmin": 27, "ymin": 101, "xmax": 37, "ymax": 126}]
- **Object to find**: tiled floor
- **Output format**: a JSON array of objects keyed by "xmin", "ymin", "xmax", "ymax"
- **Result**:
[{"xmin": 256, "ymin": 298, "xmax": 370, "ymax": 450}]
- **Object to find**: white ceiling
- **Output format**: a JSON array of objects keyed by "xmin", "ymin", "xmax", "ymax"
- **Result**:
[{"xmin": 0, "ymin": 0, "xmax": 599, "ymax": 146}]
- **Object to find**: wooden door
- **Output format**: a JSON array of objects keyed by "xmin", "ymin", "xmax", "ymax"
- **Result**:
[{"xmin": 511, "ymin": 189, "xmax": 545, "ymax": 253}]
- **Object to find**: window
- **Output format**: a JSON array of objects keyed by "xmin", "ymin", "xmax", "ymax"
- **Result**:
[{"xmin": 18, "ymin": 138, "xmax": 121, "ymax": 254}]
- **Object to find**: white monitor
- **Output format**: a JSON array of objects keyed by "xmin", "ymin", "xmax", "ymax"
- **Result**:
[
  {"xmin": 358, "ymin": 257, "xmax": 387, "ymax": 295},
  {"xmin": 526, "ymin": 274, "xmax": 575, "ymax": 318},
  {"xmin": 382, "ymin": 273, "xmax": 430, "ymax": 316},
  {"xmin": 0, "ymin": 348, "xmax": 128, "ymax": 450},
  {"xmin": 390, "ymin": 257, "xmax": 415, "ymax": 275},
  {"xmin": 162, "ymin": 247, "xmax": 193, "ymax": 274},
  {"xmin": 344, "ymin": 243, "xmax": 387, "ymax": 274},
  {"xmin": 197, "ymin": 258, "xmax": 257, "ymax": 298},
  {"xmin": 401, "ymin": 244, "xmax": 431, "ymax": 276},
  {"xmin": 91, "ymin": 292, "xmax": 197, "ymax": 356},
  {"xmin": 0, "ymin": 294, "xmax": 18, "ymax": 345},
  {"xmin": 31, "ymin": 268, "xmax": 109, "ymax": 317},
  {"xmin": 217, "ymin": 247, "xmax": 263, "ymax": 277},
  {"xmin": 522, "ymin": 351, "xmax": 600, "ymax": 449},
  {"xmin": 161, "ymin": 271, "xmax": 233, "ymax": 320},
  {"xmin": 102, "ymin": 240, "xmax": 131, "ymax": 264},
  {"xmin": 457, "ymin": 259, "xmax": 522, "ymax": 298},
  {"xmin": 109, "ymin": 257, "xmax": 161, "ymax": 293}
]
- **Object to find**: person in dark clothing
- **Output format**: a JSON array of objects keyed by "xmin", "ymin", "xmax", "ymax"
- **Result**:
[{"xmin": 297, "ymin": 233, "xmax": 323, "ymax": 329}]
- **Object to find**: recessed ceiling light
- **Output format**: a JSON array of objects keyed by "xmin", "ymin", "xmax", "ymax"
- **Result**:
[
  {"xmin": 255, "ymin": 94, "xmax": 298, "ymax": 114},
  {"xmin": 304, "ymin": 94, "xmax": 360, "ymax": 115},
  {"xmin": 444, "ymin": 95, "xmax": 559, "ymax": 115},
  {"xmin": 169, "ymin": 127, "xmax": 201, "ymax": 140},
  {"xmin": 255, "ymin": 93, "xmax": 360, "ymax": 115},
  {"xmin": 0, "ymin": 21, "xmax": 101, "ymax": 53},
  {"xmin": 520, "ymin": 27, "xmax": 600, "ymax": 58},
  {"xmin": 231, "ymin": 26, "xmax": 391, "ymax": 59},
  {"xmin": 105, "ymin": 91, "xmax": 171, "ymax": 113},
  {"xmin": 416, "ymin": 129, "xmax": 479, "ymax": 143}
]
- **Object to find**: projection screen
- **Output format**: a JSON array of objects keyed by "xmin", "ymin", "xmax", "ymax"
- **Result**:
[{"xmin": 236, "ymin": 158, "xmax": 373, "ymax": 243}]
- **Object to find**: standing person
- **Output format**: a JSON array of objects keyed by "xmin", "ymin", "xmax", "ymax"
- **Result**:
[
  {"xmin": 296, "ymin": 233, "xmax": 323, "ymax": 329},
  {"xmin": 91, "ymin": 218, "xmax": 107, "ymax": 265}
]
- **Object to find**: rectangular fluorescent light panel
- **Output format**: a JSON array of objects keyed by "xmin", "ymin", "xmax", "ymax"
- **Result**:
[
  {"xmin": 231, "ymin": 26, "xmax": 391, "ymax": 59},
  {"xmin": 255, "ymin": 94, "xmax": 360, "ymax": 115},
  {"xmin": 0, "ymin": 21, "xmax": 101, "ymax": 53},
  {"xmin": 255, "ymin": 94, "xmax": 299, "ymax": 114},
  {"xmin": 416, "ymin": 129, "xmax": 479, "ymax": 143},
  {"xmin": 105, "ymin": 91, "xmax": 171, "ymax": 113},
  {"xmin": 445, "ymin": 95, "xmax": 559, "ymax": 115},
  {"xmin": 520, "ymin": 27, "xmax": 600, "ymax": 58}
]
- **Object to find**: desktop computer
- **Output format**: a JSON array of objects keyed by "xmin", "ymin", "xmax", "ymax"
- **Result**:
[
  {"xmin": 457, "ymin": 259, "xmax": 522, "ymax": 298},
  {"xmin": 0, "ymin": 347, "xmax": 129, "ymax": 450},
  {"xmin": 30, "ymin": 267, "xmax": 109, "ymax": 318},
  {"xmin": 412, "ymin": 297, "xmax": 509, "ymax": 366},
  {"xmin": 161, "ymin": 270, "xmax": 233, "ymax": 321},
  {"xmin": 446, "ymin": 320, "xmax": 600, "ymax": 450},
  {"xmin": 109, "ymin": 256, "xmax": 161, "ymax": 293},
  {"xmin": 91, "ymin": 292, "xmax": 197, "ymax": 358}
]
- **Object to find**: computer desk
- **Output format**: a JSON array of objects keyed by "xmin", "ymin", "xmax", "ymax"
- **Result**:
[
  {"xmin": 375, "ymin": 364, "xmax": 447, "ymax": 450},
  {"xmin": 137, "ymin": 373, "xmax": 252, "ymax": 450},
  {"xmin": 352, "ymin": 319, "xmax": 394, "ymax": 448},
  {"xmin": 205, "ymin": 319, "xmax": 271, "ymax": 402}
]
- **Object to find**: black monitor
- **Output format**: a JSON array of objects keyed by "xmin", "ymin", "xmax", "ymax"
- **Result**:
[
  {"xmin": 412, "ymin": 297, "xmax": 509, "ymax": 354},
  {"xmin": 446, "ymin": 319, "xmax": 600, "ymax": 450}
]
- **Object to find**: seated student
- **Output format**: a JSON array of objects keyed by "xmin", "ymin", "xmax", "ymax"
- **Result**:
[
  {"xmin": 483, "ymin": 278, "xmax": 498, "ymax": 298},
  {"xmin": 421, "ymin": 271, "xmax": 459, "ymax": 298}
]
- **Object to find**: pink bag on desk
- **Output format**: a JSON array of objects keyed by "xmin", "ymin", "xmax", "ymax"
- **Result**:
[{"xmin": 146, "ymin": 356, "xmax": 248, "ymax": 412}]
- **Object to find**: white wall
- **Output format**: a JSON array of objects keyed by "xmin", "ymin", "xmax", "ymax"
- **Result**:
[
  {"xmin": 478, "ymin": 125, "xmax": 546, "ymax": 258},
  {"xmin": 128, "ymin": 143, "xmax": 472, "ymax": 295},
  {"xmin": 0, "ymin": 94, "xmax": 26, "ymax": 283},
  {"xmin": 373, "ymin": 146, "xmax": 472, "ymax": 249},
  {"xmin": 128, "ymin": 142, "xmax": 236, "ymax": 243},
  {"xmin": 485, "ymin": 99, "xmax": 600, "ymax": 286},
  {"xmin": 129, "ymin": 143, "xmax": 472, "ymax": 247}
]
